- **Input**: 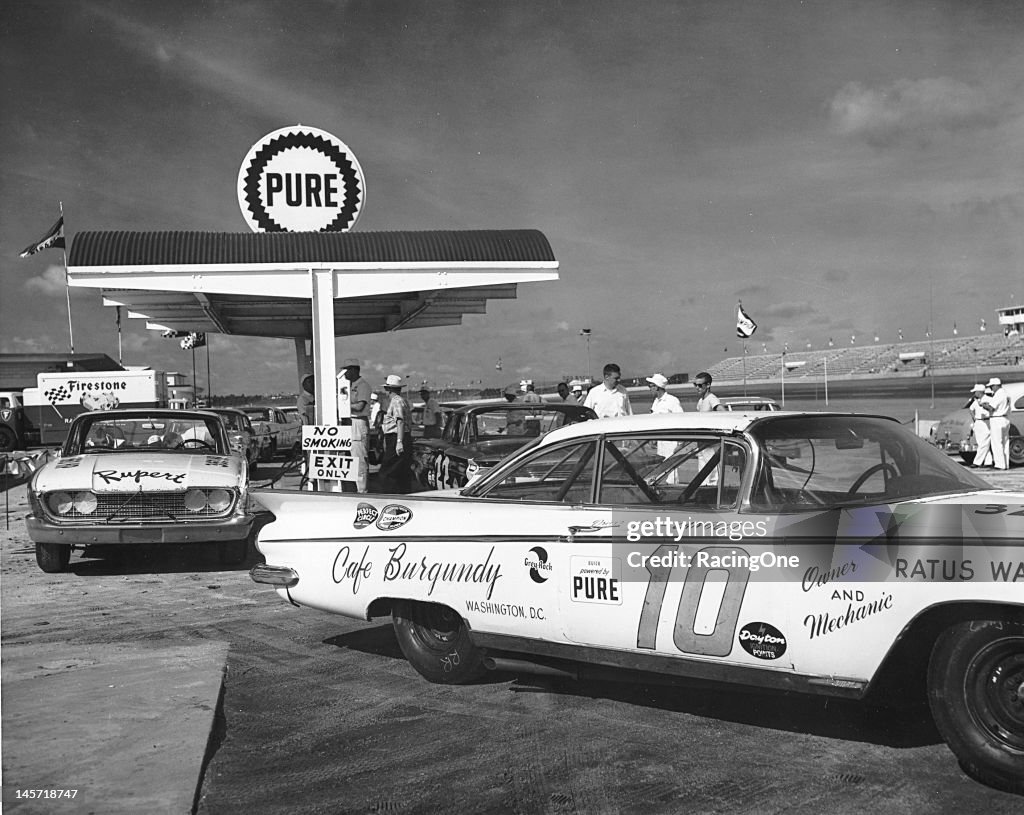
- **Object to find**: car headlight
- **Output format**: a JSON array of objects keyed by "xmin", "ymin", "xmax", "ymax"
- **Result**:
[
  {"xmin": 48, "ymin": 491, "xmax": 74, "ymax": 515},
  {"xmin": 184, "ymin": 489, "xmax": 209, "ymax": 512},
  {"xmin": 207, "ymin": 489, "xmax": 232, "ymax": 512},
  {"xmin": 73, "ymin": 491, "xmax": 98, "ymax": 514}
]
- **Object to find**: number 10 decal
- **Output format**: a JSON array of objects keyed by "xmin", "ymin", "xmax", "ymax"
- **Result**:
[{"xmin": 637, "ymin": 544, "xmax": 750, "ymax": 657}]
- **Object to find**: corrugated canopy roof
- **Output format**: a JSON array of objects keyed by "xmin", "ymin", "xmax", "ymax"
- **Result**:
[{"xmin": 66, "ymin": 229, "xmax": 559, "ymax": 339}]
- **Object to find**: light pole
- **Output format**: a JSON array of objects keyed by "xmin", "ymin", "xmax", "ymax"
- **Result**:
[{"xmin": 579, "ymin": 328, "xmax": 592, "ymax": 383}]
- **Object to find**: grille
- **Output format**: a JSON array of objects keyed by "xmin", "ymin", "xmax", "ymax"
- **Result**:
[{"xmin": 42, "ymin": 491, "xmax": 237, "ymax": 525}]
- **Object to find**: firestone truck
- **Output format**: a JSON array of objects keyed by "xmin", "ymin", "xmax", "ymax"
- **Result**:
[{"xmin": 0, "ymin": 370, "xmax": 169, "ymax": 451}]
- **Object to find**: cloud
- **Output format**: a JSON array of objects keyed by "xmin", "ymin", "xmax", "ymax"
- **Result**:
[
  {"xmin": 24, "ymin": 265, "xmax": 70, "ymax": 297},
  {"xmin": 829, "ymin": 77, "xmax": 999, "ymax": 147}
]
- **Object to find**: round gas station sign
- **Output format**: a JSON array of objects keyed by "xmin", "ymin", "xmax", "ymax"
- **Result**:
[{"xmin": 237, "ymin": 125, "xmax": 365, "ymax": 233}]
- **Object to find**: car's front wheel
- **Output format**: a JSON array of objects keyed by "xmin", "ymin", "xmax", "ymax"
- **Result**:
[
  {"xmin": 35, "ymin": 542, "xmax": 71, "ymax": 573},
  {"xmin": 927, "ymin": 618, "xmax": 1024, "ymax": 793},
  {"xmin": 392, "ymin": 600, "xmax": 485, "ymax": 684}
]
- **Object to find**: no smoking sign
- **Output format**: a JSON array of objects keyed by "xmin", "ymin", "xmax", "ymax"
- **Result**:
[{"xmin": 237, "ymin": 125, "xmax": 365, "ymax": 233}]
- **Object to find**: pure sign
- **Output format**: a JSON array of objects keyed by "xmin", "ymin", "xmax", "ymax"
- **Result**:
[{"xmin": 237, "ymin": 125, "xmax": 365, "ymax": 233}]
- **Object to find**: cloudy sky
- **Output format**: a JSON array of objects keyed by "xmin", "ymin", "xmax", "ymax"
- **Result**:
[{"xmin": 2, "ymin": 1, "xmax": 1022, "ymax": 394}]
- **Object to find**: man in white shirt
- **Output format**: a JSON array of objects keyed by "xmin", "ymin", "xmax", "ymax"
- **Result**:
[
  {"xmin": 339, "ymin": 358, "xmax": 372, "ymax": 492},
  {"xmin": 583, "ymin": 363, "xmax": 632, "ymax": 418},
  {"xmin": 694, "ymin": 372, "xmax": 721, "ymax": 412},
  {"xmin": 647, "ymin": 373, "xmax": 683, "ymax": 414},
  {"xmin": 967, "ymin": 384, "xmax": 993, "ymax": 468},
  {"xmin": 693, "ymin": 371, "xmax": 720, "ymax": 485},
  {"xmin": 984, "ymin": 377, "xmax": 1011, "ymax": 470},
  {"xmin": 418, "ymin": 386, "xmax": 442, "ymax": 438},
  {"xmin": 647, "ymin": 373, "xmax": 683, "ymax": 469}
]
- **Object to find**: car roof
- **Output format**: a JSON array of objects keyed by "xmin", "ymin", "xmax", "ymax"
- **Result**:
[
  {"xmin": 449, "ymin": 400, "xmax": 592, "ymax": 414},
  {"xmin": 719, "ymin": 396, "xmax": 777, "ymax": 405},
  {"xmin": 535, "ymin": 410, "xmax": 896, "ymax": 446},
  {"xmin": 75, "ymin": 408, "xmax": 221, "ymax": 421}
]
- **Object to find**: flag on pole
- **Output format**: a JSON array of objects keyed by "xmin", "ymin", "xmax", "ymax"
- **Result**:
[
  {"xmin": 180, "ymin": 332, "xmax": 206, "ymax": 350},
  {"xmin": 19, "ymin": 216, "xmax": 65, "ymax": 257},
  {"xmin": 735, "ymin": 302, "xmax": 757, "ymax": 338}
]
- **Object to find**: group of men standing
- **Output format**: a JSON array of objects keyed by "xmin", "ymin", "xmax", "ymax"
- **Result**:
[
  {"xmin": 967, "ymin": 377, "xmax": 1012, "ymax": 470},
  {"xmin": 571, "ymin": 362, "xmax": 720, "ymax": 419},
  {"xmin": 299, "ymin": 359, "xmax": 444, "ymax": 493}
]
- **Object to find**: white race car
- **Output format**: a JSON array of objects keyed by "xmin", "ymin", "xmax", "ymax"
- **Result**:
[
  {"xmin": 251, "ymin": 411, "xmax": 1024, "ymax": 793},
  {"xmin": 27, "ymin": 408, "xmax": 254, "ymax": 572}
]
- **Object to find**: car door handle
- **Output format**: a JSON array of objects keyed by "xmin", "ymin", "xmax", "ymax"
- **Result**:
[{"xmin": 567, "ymin": 525, "xmax": 603, "ymax": 542}]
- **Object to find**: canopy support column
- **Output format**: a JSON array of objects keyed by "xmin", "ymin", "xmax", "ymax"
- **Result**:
[{"xmin": 310, "ymin": 269, "xmax": 338, "ymax": 426}]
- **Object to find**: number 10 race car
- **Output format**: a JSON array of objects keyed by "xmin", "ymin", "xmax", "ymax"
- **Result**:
[{"xmin": 250, "ymin": 412, "xmax": 1024, "ymax": 793}]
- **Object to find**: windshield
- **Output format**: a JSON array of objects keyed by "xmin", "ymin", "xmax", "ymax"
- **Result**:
[
  {"xmin": 748, "ymin": 415, "xmax": 990, "ymax": 510},
  {"xmin": 69, "ymin": 414, "xmax": 226, "ymax": 455}
]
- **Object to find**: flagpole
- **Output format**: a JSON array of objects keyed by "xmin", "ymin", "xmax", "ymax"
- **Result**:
[
  {"xmin": 742, "ymin": 341, "xmax": 748, "ymax": 396},
  {"xmin": 116, "ymin": 306, "xmax": 123, "ymax": 366},
  {"xmin": 59, "ymin": 202, "xmax": 74, "ymax": 354},
  {"xmin": 206, "ymin": 338, "xmax": 212, "ymax": 407}
]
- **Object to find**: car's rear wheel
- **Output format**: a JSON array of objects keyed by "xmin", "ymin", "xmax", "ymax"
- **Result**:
[
  {"xmin": 35, "ymin": 542, "xmax": 71, "ymax": 573},
  {"xmin": 927, "ymin": 618, "xmax": 1024, "ymax": 793},
  {"xmin": 392, "ymin": 600, "xmax": 485, "ymax": 684},
  {"xmin": 1009, "ymin": 435, "xmax": 1024, "ymax": 467}
]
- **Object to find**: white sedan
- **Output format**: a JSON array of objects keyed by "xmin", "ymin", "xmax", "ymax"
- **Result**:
[
  {"xmin": 251, "ymin": 411, "xmax": 1024, "ymax": 794},
  {"xmin": 27, "ymin": 409, "xmax": 254, "ymax": 572}
]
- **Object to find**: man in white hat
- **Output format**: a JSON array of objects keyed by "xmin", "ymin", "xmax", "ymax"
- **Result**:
[
  {"xmin": 339, "ymin": 358, "xmax": 372, "ymax": 492},
  {"xmin": 984, "ymin": 377, "xmax": 1011, "ymax": 469},
  {"xmin": 646, "ymin": 373, "xmax": 683, "ymax": 415},
  {"xmin": 646, "ymin": 373, "xmax": 683, "ymax": 472},
  {"xmin": 381, "ymin": 374, "xmax": 413, "ymax": 491},
  {"xmin": 967, "ymin": 384, "xmax": 993, "ymax": 468}
]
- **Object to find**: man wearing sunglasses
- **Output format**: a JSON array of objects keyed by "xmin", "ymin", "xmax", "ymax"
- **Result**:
[{"xmin": 693, "ymin": 372, "xmax": 721, "ymax": 412}]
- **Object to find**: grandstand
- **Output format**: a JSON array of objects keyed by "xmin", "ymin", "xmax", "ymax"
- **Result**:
[{"xmin": 707, "ymin": 332, "xmax": 1024, "ymax": 385}]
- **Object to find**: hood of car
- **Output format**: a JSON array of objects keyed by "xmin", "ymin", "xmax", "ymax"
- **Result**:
[{"xmin": 33, "ymin": 452, "xmax": 243, "ymax": 494}]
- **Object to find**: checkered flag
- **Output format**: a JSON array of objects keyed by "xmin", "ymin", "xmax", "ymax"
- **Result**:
[
  {"xmin": 44, "ymin": 385, "xmax": 72, "ymax": 403},
  {"xmin": 162, "ymin": 329, "xmax": 187, "ymax": 339},
  {"xmin": 180, "ymin": 332, "xmax": 206, "ymax": 350}
]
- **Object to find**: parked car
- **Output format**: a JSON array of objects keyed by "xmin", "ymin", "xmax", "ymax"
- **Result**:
[
  {"xmin": 26, "ymin": 409, "xmax": 254, "ymax": 572},
  {"xmin": 252, "ymin": 411, "xmax": 1023, "ymax": 793},
  {"xmin": 410, "ymin": 400, "xmax": 597, "ymax": 490},
  {"xmin": 932, "ymin": 381, "xmax": 1024, "ymax": 466},
  {"xmin": 210, "ymin": 407, "xmax": 261, "ymax": 466},
  {"xmin": 241, "ymin": 405, "xmax": 302, "ymax": 462},
  {"xmin": 718, "ymin": 396, "xmax": 780, "ymax": 412}
]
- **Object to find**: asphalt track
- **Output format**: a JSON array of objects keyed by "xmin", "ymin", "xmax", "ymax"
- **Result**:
[{"xmin": 2, "ymin": 463, "xmax": 1023, "ymax": 814}]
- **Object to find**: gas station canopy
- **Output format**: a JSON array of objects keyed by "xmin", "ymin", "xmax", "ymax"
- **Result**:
[{"xmin": 67, "ymin": 229, "xmax": 558, "ymax": 338}]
